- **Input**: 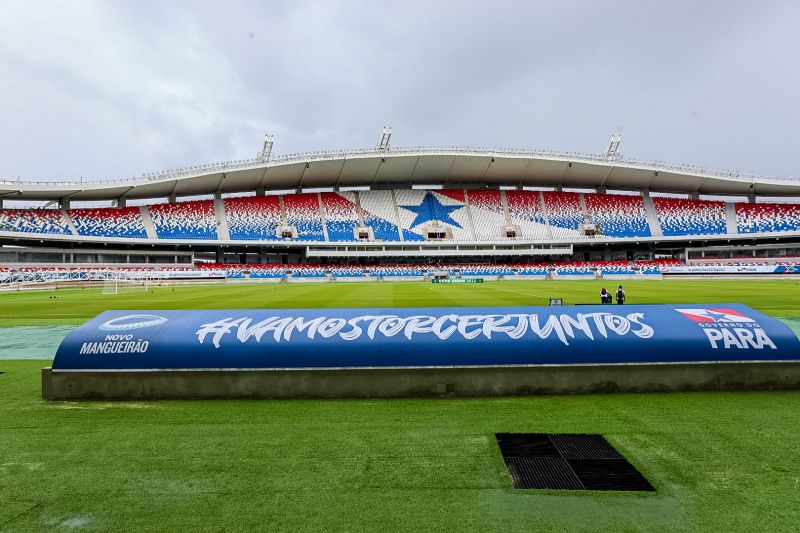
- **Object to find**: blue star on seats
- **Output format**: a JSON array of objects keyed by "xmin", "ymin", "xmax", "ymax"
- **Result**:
[{"xmin": 400, "ymin": 193, "xmax": 463, "ymax": 228}]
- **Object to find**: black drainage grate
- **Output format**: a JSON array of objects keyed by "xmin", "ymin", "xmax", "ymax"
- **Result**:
[{"xmin": 496, "ymin": 433, "xmax": 654, "ymax": 491}]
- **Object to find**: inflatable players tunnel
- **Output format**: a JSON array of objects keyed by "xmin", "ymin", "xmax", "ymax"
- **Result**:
[{"xmin": 44, "ymin": 304, "xmax": 800, "ymax": 399}]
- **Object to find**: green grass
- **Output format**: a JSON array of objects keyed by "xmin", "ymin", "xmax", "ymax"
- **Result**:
[
  {"xmin": 3, "ymin": 361, "xmax": 800, "ymax": 532},
  {"xmin": 1, "ymin": 278, "xmax": 799, "ymax": 326},
  {"xmin": 2, "ymin": 279, "xmax": 800, "ymax": 531}
]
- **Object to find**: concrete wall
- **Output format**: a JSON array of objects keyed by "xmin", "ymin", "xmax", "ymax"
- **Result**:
[{"xmin": 42, "ymin": 361, "xmax": 800, "ymax": 400}]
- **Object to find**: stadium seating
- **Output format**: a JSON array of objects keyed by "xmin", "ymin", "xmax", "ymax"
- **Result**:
[
  {"xmin": 653, "ymin": 198, "xmax": 727, "ymax": 236},
  {"xmin": 9, "ymin": 191, "xmax": 800, "ymax": 244},
  {"xmin": 225, "ymin": 196, "xmax": 283, "ymax": 240},
  {"xmin": 0, "ymin": 209, "xmax": 72, "ymax": 235},
  {"xmin": 552, "ymin": 262, "xmax": 594, "ymax": 276},
  {"xmin": 736, "ymin": 202, "xmax": 800, "ymax": 234},
  {"xmin": 358, "ymin": 191, "xmax": 403, "ymax": 241},
  {"xmin": 329, "ymin": 265, "xmax": 366, "ymax": 277},
  {"xmin": 395, "ymin": 190, "xmax": 472, "ymax": 240},
  {"xmin": 247, "ymin": 264, "xmax": 287, "ymax": 279},
  {"xmin": 584, "ymin": 194, "xmax": 651, "ymax": 238},
  {"xmin": 541, "ymin": 192, "xmax": 584, "ymax": 238},
  {"xmin": 514, "ymin": 263, "xmax": 550, "ymax": 276},
  {"xmin": 466, "ymin": 190, "xmax": 508, "ymax": 241},
  {"xmin": 320, "ymin": 192, "xmax": 360, "ymax": 242},
  {"xmin": 69, "ymin": 207, "xmax": 147, "ymax": 238},
  {"xmin": 287, "ymin": 264, "xmax": 327, "ymax": 278},
  {"xmin": 197, "ymin": 263, "xmax": 244, "ymax": 278},
  {"xmin": 593, "ymin": 260, "xmax": 635, "ymax": 275},
  {"xmin": 505, "ymin": 191, "xmax": 550, "ymax": 240},
  {"xmin": 149, "ymin": 200, "xmax": 217, "ymax": 240},
  {"xmin": 369, "ymin": 264, "xmax": 428, "ymax": 277},
  {"xmin": 451, "ymin": 263, "xmax": 514, "ymax": 276},
  {"xmin": 635, "ymin": 259, "xmax": 681, "ymax": 275},
  {"xmin": 284, "ymin": 193, "xmax": 325, "ymax": 241}
]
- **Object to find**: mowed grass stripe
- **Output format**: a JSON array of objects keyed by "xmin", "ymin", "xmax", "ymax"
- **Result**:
[{"xmin": 0, "ymin": 279, "xmax": 798, "ymax": 326}]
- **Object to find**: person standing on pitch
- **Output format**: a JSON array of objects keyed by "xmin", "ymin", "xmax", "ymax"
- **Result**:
[
  {"xmin": 600, "ymin": 287, "xmax": 611, "ymax": 304},
  {"xmin": 616, "ymin": 285, "xmax": 626, "ymax": 305}
]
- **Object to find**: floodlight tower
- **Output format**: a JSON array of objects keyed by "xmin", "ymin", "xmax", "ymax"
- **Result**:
[
  {"xmin": 257, "ymin": 134, "xmax": 274, "ymax": 163},
  {"xmin": 606, "ymin": 133, "xmax": 622, "ymax": 161},
  {"xmin": 377, "ymin": 126, "xmax": 392, "ymax": 152}
]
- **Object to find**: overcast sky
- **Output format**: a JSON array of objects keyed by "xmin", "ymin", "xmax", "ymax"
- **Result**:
[{"xmin": 1, "ymin": 0, "xmax": 799, "ymax": 183}]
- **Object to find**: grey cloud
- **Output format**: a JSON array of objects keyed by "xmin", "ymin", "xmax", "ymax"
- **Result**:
[{"xmin": 0, "ymin": 0, "xmax": 798, "ymax": 182}]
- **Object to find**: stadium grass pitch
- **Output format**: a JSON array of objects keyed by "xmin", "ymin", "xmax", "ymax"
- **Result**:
[
  {"xmin": 0, "ymin": 278, "xmax": 799, "ymax": 326},
  {"xmin": 2, "ymin": 279, "xmax": 800, "ymax": 531}
]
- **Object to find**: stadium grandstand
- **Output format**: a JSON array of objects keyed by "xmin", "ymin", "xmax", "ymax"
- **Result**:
[{"xmin": 2, "ymin": 138, "xmax": 800, "ymax": 285}]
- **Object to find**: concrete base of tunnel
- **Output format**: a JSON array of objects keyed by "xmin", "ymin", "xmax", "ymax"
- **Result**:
[{"xmin": 42, "ymin": 360, "xmax": 800, "ymax": 400}]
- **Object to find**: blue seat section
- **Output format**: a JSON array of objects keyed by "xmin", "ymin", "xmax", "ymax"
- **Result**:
[
  {"xmin": 0, "ymin": 209, "xmax": 72, "ymax": 235},
  {"xmin": 225, "ymin": 196, "xmax": 283, "ymax": 241},
  {"xmin": 330, "ymin": 267, "xmax": 366, "ymax": 277},
  {"xmin": 515, "ymin": 263, "xmax": 550, "ymax": 276},
  {"xmin": 248, "ymin": 264, "xmax": 287, "ymax": 279},
  {"xmin": 454, "ymin": 264, "xmax": 513, "ymax": 276},
  {"xmin": 69, "ymin": 207, "xmax": 147, "ymax": 238},
  {"xmin": 736, "ymin": 202, "xmax": 800, "ymax": 233},
  {"xmin": 553, "ymin": 262, "xmax": 594, "ymax": 276},
  {"xmin": 595, "ymin": 261, "xmax": 635, "ymax": 275},
  {"xmin": 149, "ymin": 200, "xmax": 217, "ymax": 240},
  {"xmin": 284, "ymin": 193, "xmax": 324, "ymax": 241},
  {"xmin": 321, "ymin": 192, "xmax": 360, "ymax": 242},
  {"xmin": 369, "ymin": 265, "xmax": 428, "ymax": 277},
  {"xmin": 289, "ymin": 265, "xmax": 327, "ymax": 278},
  {"xmin": 541, "ymin": 192, "xmax": 585, "ymax": 239},
  {"xmin": 654, "ymin": 198, "xmax": 726, "ymax": 236},
  {"xmin": 584, "ymin": 193, "xmax": 651, "ymax": 238}
]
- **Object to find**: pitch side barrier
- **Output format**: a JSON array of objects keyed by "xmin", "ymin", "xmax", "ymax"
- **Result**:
[{"xmin": 43, "ymin": 304, "xmax": 800, "ymax": 399}]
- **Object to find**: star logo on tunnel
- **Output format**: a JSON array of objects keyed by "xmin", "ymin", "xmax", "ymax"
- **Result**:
[{"xmin": 400, "ymin": 193, "xmax": 463, "ymax": 229}]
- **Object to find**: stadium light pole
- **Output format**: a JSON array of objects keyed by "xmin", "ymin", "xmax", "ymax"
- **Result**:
[
  {"xmin": 378, "ymin": 126, "xmax": 392, "ymax": 152},
  {"xmin": 606, "ymin": 133, "xmax": 621, "ymax": 161},
  {"xmin": 257, "ymin": 134, "xmax": 274, "ymax": 163}
]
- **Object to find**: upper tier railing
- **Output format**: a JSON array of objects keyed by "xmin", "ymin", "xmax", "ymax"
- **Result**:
[{"xmin": 1, "ymin": 146, "xmax": 799, "ymax": 187}]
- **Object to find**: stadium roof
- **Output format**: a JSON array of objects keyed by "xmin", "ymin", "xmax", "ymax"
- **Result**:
[{"xmin": 3, "ymin": 146, "xmax": 800, "ymax": 202}]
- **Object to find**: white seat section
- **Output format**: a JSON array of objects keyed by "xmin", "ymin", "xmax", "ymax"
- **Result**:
[
  {"xmin": 467, "ymin": 190, "xmax": 510, "ymax": 240},
  {"xmin": 394, "ymin": 189, "xmax": 472, "ymax": 240},
  {"xmin": 505, "ymin": 191, "xmax": 550, "ymax": 240},
  {"xmin": 357, "ymin": 190, "xmax": 403, "ymax": 241}
]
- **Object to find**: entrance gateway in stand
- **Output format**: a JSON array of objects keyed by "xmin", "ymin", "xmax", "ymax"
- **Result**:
[{"xmin": 42, "ymin": 304, "xmax": 800, "ymax": 400}]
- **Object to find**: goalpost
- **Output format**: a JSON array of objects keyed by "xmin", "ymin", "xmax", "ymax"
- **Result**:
[{"xmin": 101, "ymin": 272, "xmax": 152, "ymax": 295}]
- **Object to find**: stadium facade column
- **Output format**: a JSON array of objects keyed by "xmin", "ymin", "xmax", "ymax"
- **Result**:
[
  {"xmin": 689, "ymin": 192, "xmax": 700, "ymax": 200},
  {"xmin": 256, "ymin": 186, "xmax": 265, "ymax": 196},
  {"xmin": 168, "ymin": 194, "xmax": 177, "ymax": 204},
  {"xmin": 595, "ymin": 186, "xmax": 607, "ymax": 194},
  {"xmin": 216, "ymin": 247, "xmax": 224, "ymax": 263},
  {"xmin": 117, "ymin": 197, "xmax": 127, "ymax": 208},
  {"xmin": 59, "ymin": 198, "xmax": 70, "ymax": 210},
  {"xmin": 0, "ymin": 198, "xmax": 3, "ymax": 208}
]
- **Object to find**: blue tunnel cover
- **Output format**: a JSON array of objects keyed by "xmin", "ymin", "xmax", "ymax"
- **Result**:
[{"xmin": 52, "ymin": 304, "xmax": 800, "ymax": 370}]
